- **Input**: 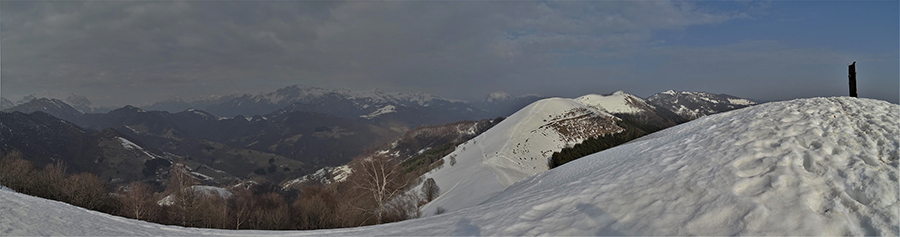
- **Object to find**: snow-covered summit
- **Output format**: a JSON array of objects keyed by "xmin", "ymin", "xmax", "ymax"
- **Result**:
[
  {"xmin": 483, "ymin": 91, "xmax": 514, "ymax": 103},
  {"xmin": 575, "ymin": 91, "xmax": 655, "ymax": 114},
  {"xmin": 417, "ymin": 95, "xmax": 624, "ymax": 216},
  {"xmin": 1, "ymin": 97, "xmax": 896, "ymax": 236}
]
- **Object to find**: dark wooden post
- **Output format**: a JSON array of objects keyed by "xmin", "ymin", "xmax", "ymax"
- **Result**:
[{"xmin": 849, "ymin": 61, "xmax": 857, "ymax": 97}]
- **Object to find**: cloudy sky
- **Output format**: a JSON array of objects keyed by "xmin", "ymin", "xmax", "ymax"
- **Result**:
[{"xmin": 1, "ymin": 1, "xmax": 897, "ymax": 107}]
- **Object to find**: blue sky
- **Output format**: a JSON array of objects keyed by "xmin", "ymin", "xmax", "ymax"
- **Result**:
[
  {"xmin": 1, "ymin": 1, "xmax": 897, "ymax": 106},
  {"xmin": 675, "ymin": 1, "xmax": 897, "ymax": 54}
]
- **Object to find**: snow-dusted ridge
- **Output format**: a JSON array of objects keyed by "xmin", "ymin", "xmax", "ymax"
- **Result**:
[
  {"xmin": 0, "ymin": 97, "xmax": 897, "ymax": 235},
  {"xmin": 281, "ymin": 165, "xmax": 351, "ymax": 190},
  {"xmin": 116, "ymin": 137, "xmax": 159, "ymax": 160},
  {"xmin": 648, "ymin": 90, "xmax": 757, "ymax": 120},
  {"xmin": 360, "ymin": 105, "xmax": 396, "ymax": 119}
]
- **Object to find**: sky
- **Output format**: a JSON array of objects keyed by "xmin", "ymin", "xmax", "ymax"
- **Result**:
[{"xmin": 1, "ymin": 0, "xmax": 897, "ymax": 107}]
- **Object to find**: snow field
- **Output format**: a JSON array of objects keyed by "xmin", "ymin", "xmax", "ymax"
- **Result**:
[{"xmin": 484, "ymin": 96, "xmax": 898, "ymax": 235}]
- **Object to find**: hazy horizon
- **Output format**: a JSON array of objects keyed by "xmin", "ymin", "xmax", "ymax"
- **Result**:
[{"xmin": 2, "ymin": 1, "xmax": 897, "ymax": 107}]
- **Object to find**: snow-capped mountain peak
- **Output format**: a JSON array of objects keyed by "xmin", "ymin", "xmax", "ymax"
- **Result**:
[
  {"xmin": 575, "ymin": 91, "xmax": 653, "ymax": 114},
  {"xmin": 484, "ymin": 91, "xmax": 514, "ymax": 103}
]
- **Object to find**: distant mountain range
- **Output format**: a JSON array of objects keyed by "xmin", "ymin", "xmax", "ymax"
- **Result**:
[
  {"xmin": 141, "ymin": 85, "xmax": 543, "ymax": 125},
  {"xmin": 0, "ymin": 93, "xmax": 115, "ymax": 113},
  {"xmin": 3, "ymin": 99, "xmax": 400, "ymax": 185},
  {"xmin": 2, "ymin": 87, "xmax": 755, "ymax": 190},
  {"xmin": 0, "ymin": 111, "xmax": 173, "ymax": 186}
]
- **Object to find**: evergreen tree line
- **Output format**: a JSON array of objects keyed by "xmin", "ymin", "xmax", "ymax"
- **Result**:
[
  {"xmin": 0, "ymin": 151, "xmax": 423, "ymax": 230},
  {"xmin": 549, "ymin": 114, "xmax": 670, "ymax": 169}
]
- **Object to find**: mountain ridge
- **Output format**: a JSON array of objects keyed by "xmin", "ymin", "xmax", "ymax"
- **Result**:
[{"xmin": 647, "ymin": 90, "xmax": 757, "ymax": 120}]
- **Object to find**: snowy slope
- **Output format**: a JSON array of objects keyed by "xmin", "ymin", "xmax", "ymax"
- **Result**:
[
  {"xmin": 480, "ymin": 96, "xmax": 899, "ymax": 235},
  {"xmin": 359, "ymin": 105, "xmax": 396, "ymax": 119},
  {"xmin": 1, "ymin": 96, "xmax": 897, "ymax": 236},
  {"xmin": 116, "ymin": 137, "xmax": 160, "ymax": 160},
  {"xmin": 417, "ymin": 96, "xmax": 623, "ymax": 216}
]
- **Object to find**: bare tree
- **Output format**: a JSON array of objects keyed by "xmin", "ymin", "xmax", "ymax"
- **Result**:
[
  {"xmin": 383, "ymin": 192, "xmax": 420, "ymax": 222},
  {"xmin": 249, "ymin": 192, "xmax": 290, "ymax": 230},
  {"xmin": 227, "ymin": 186, "xmax": 255, "ymax": 230},
  {"xmin": 64, "ymin": 172, "xmax": 109, "ymax": 211},
  {"xmin": 34, "ymin": 161, "xmax": 68, "ymax": 201},
  {"xmin": 197, "ymin": 194, "xmax": 228, "ymax": 229},
  {"xmin": 421, "ymin": 178, "xmax": 440, "ymax": 202},
  {"xmin": 292, "ymin": 185, "xmax": 337, "ymax": 229},
  {"xmin": 347, "ymin": 154, "xmax": 409, "ymax": 224},
  {"xmin": 0, "ymin": 151, "xmax": 33, "ymax": 192},
  {"xmin": 119, "ymin": 181, "xmax": 156, "ymax": 221},
  {"xmin": 166, "ymin": 163, "xmax": 199, "ymax": 226}
]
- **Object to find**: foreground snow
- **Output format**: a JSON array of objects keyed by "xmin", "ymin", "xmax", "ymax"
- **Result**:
[{"xmin": 1, "ymin": 97, "xmax": 897, "ymax": 235}]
